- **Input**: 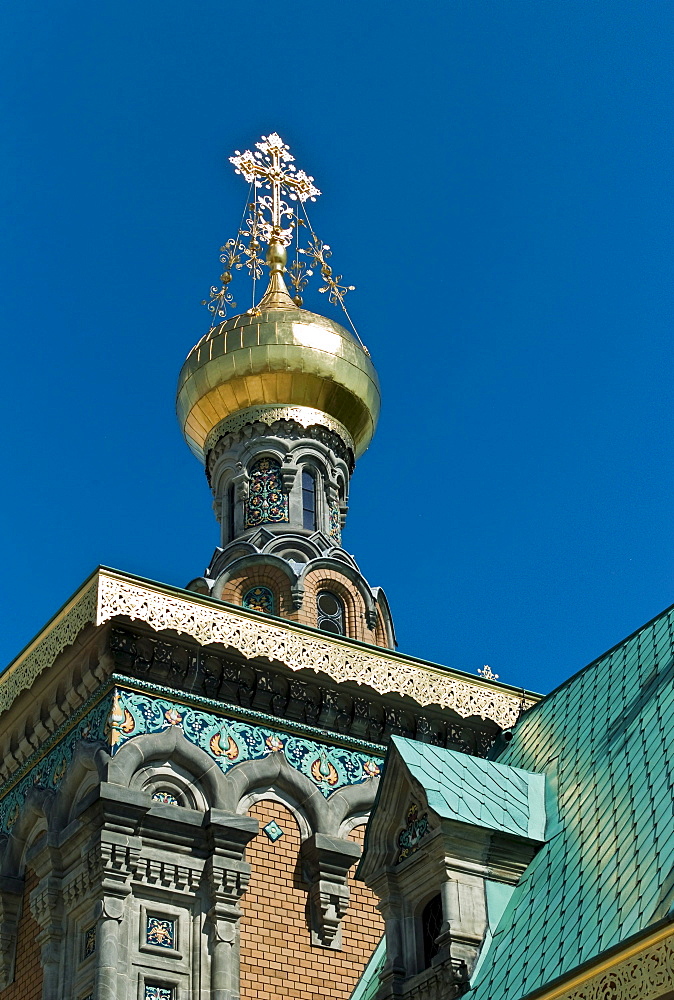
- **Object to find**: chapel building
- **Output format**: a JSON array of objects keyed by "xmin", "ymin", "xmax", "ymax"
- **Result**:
[{"xmin": 0, "ymin": 135, "xmax": 672, "ymax": 1000}]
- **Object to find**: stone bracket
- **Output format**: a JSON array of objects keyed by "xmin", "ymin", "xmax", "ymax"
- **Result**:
[
  {"xmin": 301, "ymin": 833, "xmax": 361, "ymax": 949},
  {"xmin": 0, "ymin": 876, "xmax": 23, "ymax": 990}
]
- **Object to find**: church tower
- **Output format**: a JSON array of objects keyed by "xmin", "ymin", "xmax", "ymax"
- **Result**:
[
  {"xmin": 0, "ymin": 134, "xmax": 530, "ymax": 1000},
  {"xmin": 177, "ymin": 133, "xmax": 394, "ymax": 649}
]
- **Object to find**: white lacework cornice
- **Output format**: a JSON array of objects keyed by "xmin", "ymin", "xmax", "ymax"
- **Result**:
[
  {"xmin": 95, "ymin": 573, "xmax": 533, "ymax": 728},
  {"xmin": 0, "ymin": 579, "xmax": 99, "ymax": 717},
  {"xmin": 542, "ymin": 927, "xmax": 674, "ymax": 1000},
  {"xmin": 0, "ymin": 570, "xmax": 536, "ymax": 727}
]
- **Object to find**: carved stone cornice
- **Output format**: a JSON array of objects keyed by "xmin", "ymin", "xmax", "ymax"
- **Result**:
[{"xmin": 0, "ymin": 570, "xmax": 539, "ymax": 730}]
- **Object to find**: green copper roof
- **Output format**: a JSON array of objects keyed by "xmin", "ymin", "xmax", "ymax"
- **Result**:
[
  {"xmin": 471, "ymin": 601, "xmax": 674, "ymax": 1000},
  {"xmin": 349, "ymin": 937, "xmax": 386, "ymax": 1000},
  {"xmin": 390, "ymin": 736, "xmax": 546, "ymax": 841}
]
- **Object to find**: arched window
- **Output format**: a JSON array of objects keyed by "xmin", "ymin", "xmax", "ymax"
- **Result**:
[
  {"xmin": 421, "ymin": 894, "xmax": 443, "ymax": 968},
  {"xmin": 246, "ymin": 458, "xmax": 289, "ymax": 527},
  {"xmin": 243, "ymin": 586, "xmax": 275, "ymax": 615},
  {"xmin": 317, "ymin": 591, "xmax": 344, "ymax": 634},
  {"xmin": 302, "ymin": 468, "xmax": 316, "ymax": 530},
  {"xmin": 227, "ymin": 482, "xmax": 236, "ymax": 541}
]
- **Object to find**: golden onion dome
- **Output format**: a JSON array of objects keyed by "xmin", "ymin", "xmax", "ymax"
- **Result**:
[{"xmin": 176, "ymin": 294, "xmax": 380, "ymax": 463}]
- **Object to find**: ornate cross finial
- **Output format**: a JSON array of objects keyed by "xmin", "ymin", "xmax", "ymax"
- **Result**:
[
  {"xmin": 203, "ymin": 133, "xmax": 359, "ymax": 330},
  {"xmin": 230, "ymin": 132, "xmax": 320, "ymax": 240}
]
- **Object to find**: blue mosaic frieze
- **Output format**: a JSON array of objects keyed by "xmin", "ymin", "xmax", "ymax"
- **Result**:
[
  {"xmin": 109, "ymin": 689, "xmax": 382, "ymax": 798},
  {"xmin": 0, "ymin": 696, "xmax": 110, "ymax": 836}
]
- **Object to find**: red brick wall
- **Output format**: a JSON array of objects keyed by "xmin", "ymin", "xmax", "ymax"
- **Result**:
[
  {"xmin": 0, "ymin": 868, "xmax": 42, "ymax": 1000},
  {"xmin": 240, "ymin": 800, "xmax": 383, "ymax": 1000}
]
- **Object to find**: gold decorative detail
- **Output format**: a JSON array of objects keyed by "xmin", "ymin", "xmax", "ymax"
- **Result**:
[
  {"xmin": 539, "ymin": 926, "xmax": 674, "ymax": 1000},
  {"xmin": 202, "ymin": 239, "xmax": 239, "ymax": 321},
  {"xmin": 301, "ymin": 235, "xmax": 355, "ymax": 308},
  {"xmin": 95, "ymin": 572, "xmax": 535, "ymax": 728},
  {"xmin": 203, "ymin": 405, "xmax": 355, "ymax": 457},
  {"xmin": 0, "ymin": 578, "xmax": 98, "ymax": 718}
]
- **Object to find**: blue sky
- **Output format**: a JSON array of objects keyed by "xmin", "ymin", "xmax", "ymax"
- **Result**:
[{"xmin": 1, "ymin": 1, "xmax": 673, "ymax": 695}]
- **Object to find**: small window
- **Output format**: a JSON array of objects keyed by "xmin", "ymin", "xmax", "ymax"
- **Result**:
[
  {"xmin": 421, "ymin": 894, "xmax": 443, "ymax": 968},
  {"xmin": 317, "ymin": 591, "xmax": 344, "ymax": 634},
  {"xmin": 302, "ymin": 468, "xmax": 316, "ymax": 530},
  {"xmin": 227, "ymin": 482, "xmax": 236, "ymax": 541},
  {"xmin": 243, "ymin": 586, "xmax": 275, "ymax": 615}
]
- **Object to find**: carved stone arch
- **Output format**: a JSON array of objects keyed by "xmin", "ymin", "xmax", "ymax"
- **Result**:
[
  {"xmin": 221, "ymin": 753, "xmax": 330, "ymax": 835},
  {"xmin": 326, "ymin": 777, "xmax": 380, "ymax": 839},
  {"xmin": 372, "ymin": 586, "xmax": 396, "ymax": 649},
  {"xmin": 49, "ymin": 739, "xmax": 107, "ymax": 833},
  {"xmin": 212, "ymin": 457, "xmax": 241, "ymax": 499},
  {"xmin": 103, "ymin": 727, "xmax": 230, "ymax": 811},
  {"xmin": 238, "ymin": 787, "xmax": 312, "ymax": 842},
  {"xmin": 262, "ymin": 534, "xmax": 323, "ymax": 562},
  {"xmin": 0, "ymin": 787, "xmax": 53, "ymax": 880},
  {"xmin": 213, "ymin": 554, "xmax": 298, "ymax": 616},
  {"xmin": 301, "ymin": 561, "xmax": 377, "ymax": 641},
  {"xmin": 239, "ymin": 438, "xmax": 292, "ymax": 469}
]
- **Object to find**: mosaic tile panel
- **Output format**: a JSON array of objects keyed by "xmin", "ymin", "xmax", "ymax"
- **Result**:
[
  {"xmin": 0, "ymin": 695, "xmax": 110, "ymax": 835},
  {"xmin": 242, "ymin": 586, "xmax": 274, "ymax": 614},
  {"xmin": 329, "ymin": 504, "xmax": 341, "ymax": 544},
  {"xmin": 145, "ymin": 987, "xmax": 173, "ymax": 1000},
  {"xmin": 151, "ymin": 790, "xmax": 180, "ymax": 805},
  {"xmin": 83, "ymin": 924, "xmax": 96, "ymax": 958},
  {"xmin": 263, "ymin": 819, "xmax": 284, "ymax": 841},
  {"xmin": 146, "ymin": 916, "xmax": 175, "ymax": 949},
  {"xmin": 246, "ymin": 457, "xmax": 288, "ymax": 526},
  {"xmin": 109, "ymin": 688, "xmax": 382, "ymax": 798}
]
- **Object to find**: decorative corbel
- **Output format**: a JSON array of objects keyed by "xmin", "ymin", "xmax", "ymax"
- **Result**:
[
  {"xmin": 291, "ymin": 583, "xmax": 305, "ymax": 610},
  {"xmin": 301, "ymin": 833, "xmax": 361, "ymax": 949}
]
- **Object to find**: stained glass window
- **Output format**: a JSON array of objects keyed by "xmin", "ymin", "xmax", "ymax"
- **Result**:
[
  {"xmin": 302, "ymin": 469, "xmax": 316, "ymax": 530},
  {"xmin": 243, "ymin": 586, "xmax": 275, "ymax": 615},
  {"xmin": 317, "ymin": 591, "xmax": 344, "ymax": 635}
]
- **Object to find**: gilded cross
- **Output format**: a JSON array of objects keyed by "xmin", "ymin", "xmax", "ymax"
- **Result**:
[{"xmin": 230, "ymin": 133, "xmax": 320, "ymax": 238}]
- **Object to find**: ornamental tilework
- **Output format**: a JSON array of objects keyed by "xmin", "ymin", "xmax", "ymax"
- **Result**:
[
  {"xmin": 152, "ymin": 790, "xmax": 180, "ymax": 805},
  {"xmin": 0, "ymin": 696, "xmax": 110, "ymax": 836},
  {"xmin": 243, "ymin": 586, "xmax": 274, "ymax": 614},
  {"xmin": 263, "ymin": 820, "xmax": 284, "ymax": 841},
  {"xmin": 109, "ymin": 688, "xmax": 382, "ymax": 798},
  {"xmin": 83, "ymin": 925, "xmax": 96, "ymax": 959},
  {"xmin": 145, "ymin": 987, "xmax": 173, "ymax": 1000},
  {"xmin": 146, "ymin": 916, "xmax": 175, "ymax": 949},
  {"xmin": 246, "ymin": 457, "xmax": 288, "ymax": 526},
  {"xmin": 396, "ymin": 803, "xmax": 430, "ymax": 863},
  {"xmin": 329, "ymin": 504, "xmax": 341, "ymax": 544}
]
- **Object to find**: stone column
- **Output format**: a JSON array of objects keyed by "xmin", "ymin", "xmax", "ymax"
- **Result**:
[{"xmin": 205, "ymin": 812, "xmax": 258, "ymax": 1000}]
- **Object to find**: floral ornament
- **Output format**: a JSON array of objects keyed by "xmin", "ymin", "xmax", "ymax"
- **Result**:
[
  {"xmin": 396, "ymin": 803, "xmax": 430, "ymax": 863},
  {"xmin": 164, "ymin": 708, "xmax": 183, "ymax": 727},
  {"xmin": 209, "ymin": 729, "xmax": 240, "ymax": 760},
  {"xmin": 106, "ymin": 690, "xmax": 135, "ymax": 747},
  {"xmin": 202, "ymin": 239, "xmax": 239, "ymax": 322},
  {"xmin": 310, "ymin": 751, "xmax": 339, "ymax": 786},
  {"xmin": 246, "ymin": 458, "xmax": 288, "ymax": 526},
  {"xmin": 363, "ymin": 760, "xmax": 381, "ymax": 779},
  {"xmin": 300, "ymin": 236, "xmax": 355, "ymax": 307},
  {"xmin": 265, "ymin": 734, "xmax": 284, "ymax": 753}
]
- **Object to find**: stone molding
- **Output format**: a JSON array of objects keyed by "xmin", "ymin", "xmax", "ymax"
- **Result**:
[
  {"xmin": 204, "ymin": 405, "xmax": 355, "ymax": 459},
  {"xmin": 0, "ymin": 570, "xmax": 537, "ymax": 729}
]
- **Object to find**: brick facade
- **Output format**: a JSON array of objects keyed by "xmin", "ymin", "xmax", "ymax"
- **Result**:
[
  {"xmin": 240, "ymin": 800, "xmax": 384, "ymax": 1000},
  {"xmin": 0, "ymin": 869, "xmax": 42, "ymax": 1000}
]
